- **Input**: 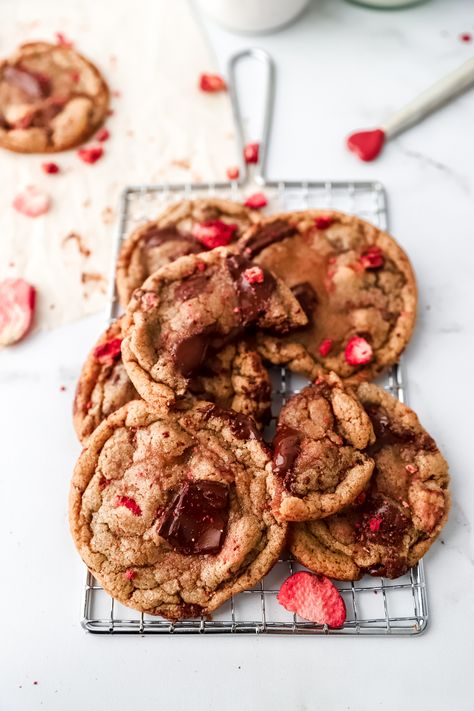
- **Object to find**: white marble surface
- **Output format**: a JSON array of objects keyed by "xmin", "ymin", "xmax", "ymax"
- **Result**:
[{"xmin": 1, "ymin": 1, "xmax": 474, "ymax": 709}]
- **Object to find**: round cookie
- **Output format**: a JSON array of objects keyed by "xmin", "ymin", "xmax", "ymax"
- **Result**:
[
  {"xmin": 122, "ymin": 247, "xmax": 307, "ymax": 410},
  {"xmin": 0, "ymin": 41, "xmax": 108, "ymax": 153},
  {"xmin": 116, "ymin": 198, "xmax": 260, "ymax": 308},
  {"xmin": 69, "ymin": 399, "xmax": 287, "ymax": 620},
  {"xmin": 239, "ymin": 210, "xmax": 417, "ymax": 383},
  {"xmin": 290, "ymin": 383, "xmax": 450, "ymax": 579},
  {"xmin": 74, "ymin": 320, "xmax": 271, "ymax": 444},
  {"xmin": 271, "ymin": 373, "xmax": 375, "ymax": 522}
]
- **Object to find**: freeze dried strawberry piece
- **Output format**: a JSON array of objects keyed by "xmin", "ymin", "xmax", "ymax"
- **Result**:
[
  {"xmin": 369, "ymin": 515, "xmax": 382, "ymax": 532},
  {"xmin": 124, "ymin": 569, "xmax": 136, "ymax": 581},
  {"xmin": 42, "ymin": 162, "xmax": 60, "ymax": 175},
  {"xmin": 344, "ymin": 336, "xmax": 373, "ymax": 366},
  {"xmin": 70, "ymin": 70, "xmax": 81, "ymax": 83},
  {"xmin": 55, "ymin": 31, "xmax": 74, "ymax": 47},
  {"xmin": 0, "ymin": 278, "xmax": 36, "ymax": 347},
  {"xmin": 318, "ymin": 338, "xmax": 333, "ymax": 357},
  {"xmin": 244, "ymin": 142, "xmax": 259, "ymax": 164},
  {"xmin": 199, "ymin": 73, "xmax": 227, "ymax": 92},
  {"xmin": 115, "ymin": 495, "xmax": 142, "ymax": 516},
  {"xmin": 360, "ymin": 246, "xmax": 384, "ymax": 269},
  {"xmin": 93, "ymin": 338, "xmax": 122, "ymax": 365},
  {"xmin": 13, "ymin": 186, "xmax": 51, "ymax": 217},
  {"xmin": 77, "ymin": 146, "xmax": 104, "ymax": 164},
  {"xmin": 277, "ymin": 572, "xmax": 346, "ymax": 628},
  {"xmin": 95, "ymin": 127, "xmax": 110, "ymax": 142},
  {"xmin": 314, "ymin": 215, "xmax": 333, "ymax": 230},
  {"xmin": 226, "ymin": 166, "xmax": 239, "ymax": 181},
  {"xmin": 459, "ymin": 32, "xmax": 472, "ymax": 43},
  {"xmin": 242, "ymin": 266, "xmax": 264, "ymax": 284},
  {"xmin": 192, "ymin": 220, "xmax": 237, "ymax": 249},
  {"xmin": 244, "ymin": 192, "xmax": 268, "ymax": 209},
  {"xmin": 405, "ymin": 464, "xmax": 418, "ymax": 474}
]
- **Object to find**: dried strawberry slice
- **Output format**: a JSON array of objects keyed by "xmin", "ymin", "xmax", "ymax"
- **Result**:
[
  {"xmin": 115, "ymin": 495, "xmax": 142, "ymax": 516},
  {"xmin": 0, "ymin": 278, "xmax": 36, "ymax": 347},
  {"xmin": 13, "ymin": 186, "xmax": 51, "ymax": 217},
  {"xmin": 360, "ymin": 246, "xmax": 384, "ymax": 269},
  {"xmin": 244, "ymin": 192, "xmax": 268, "ymax": 209},
  {"xmin": 314, "ymin": 215, "xmax": 333, "ymax": 230},
  {"xmin": 277, "ymin": 571, "xmax": 346, "ymax": 628},
  {"xmin": 42, "ymin": 162, "xmax": 60, "ymax": 175},
  {"xmin": 344, "ymin": 336, "xmax": 373, "ymax": 366},
  {"xmin": 192, "ymin": 220, "xmax": 237, "ymax": 249},
  {"xmin": 77, "ymin": 146, "xmax": 104, "ymax": 164},
  {"xmin": 244, "ymin": 142, "xmax": 259, "ymax": 164},
  {"xmin": 93, "ymin": 338, "xmax": 122, "ymax": 365},
  {"xmin": 242, "ymin": 266, "xmax": 264, "ymax": 284},
  {"xmin": 199, "ymin": 73, "xmax": 227, "ymax": 92},
  {"xmin": 318, "ymin": 338, "xmax": 333, "ymax": 357},
  {"xmin": 226, "ymin": 166, "xmax": 240, "ymax": 181},
  {"xmin": 95, "ymin": 128, "xmax": 110, "ymax": 142}
]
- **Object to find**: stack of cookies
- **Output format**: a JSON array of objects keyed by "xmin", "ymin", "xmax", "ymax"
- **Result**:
[{"xmin": 69, "ymin": 198, "xmax": 450, "ymax": 621}]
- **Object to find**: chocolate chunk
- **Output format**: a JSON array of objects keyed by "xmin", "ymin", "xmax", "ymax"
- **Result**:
[
  {"xmin": 364, "ymin": 404, "xmax": 415, "ymax": 456},
  {"xmin": 272, "ymin": 426, "xmax": 300, "ymax": 478},
  {"xmin": 203, "ymin": 404, "xmax": 261, "ymax": 441},
  {"xmin": 173, "ymin": 332, "xmax": 211, "ymax": 377},
  {"xmin": 4, "ymin": 65, "xmax": 50, "ymax": 100},
  {"xmin": 144, "ymin": 225, "xmax": 200, "ymax": 251},
  {"xmin": 357, "ymin": 494, "xmax": 410, "ymax": 550},
  {"xmin": 242, "ymin": 219, "xmax": 297, "ymax": 257},
  {"xmin": 174, "ymin": 274, "xmax": 209, "ymax": 302},
  {"xmin": 227, "ymin": 254, "xmax": 276, "ymax": 325},
  {"xmin": 291, "ymin": 282, "xmax": 318, "ymax": 320},
  {"xmin": 158, "ymin": 480, "xmax": 230, "ymax": 555}
]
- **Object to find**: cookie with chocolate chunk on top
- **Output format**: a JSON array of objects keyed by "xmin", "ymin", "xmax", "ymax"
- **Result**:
[
  {"xmin": 290, "ymin": 383, "xmax": 450, "ymax": 579},
  {"xmin": 239, "ymin": 210, "xmax": 417, "ymax": 384},
  {"xmin": 0, "ymin": 41, "xmax": 108, "ymax": 152}
]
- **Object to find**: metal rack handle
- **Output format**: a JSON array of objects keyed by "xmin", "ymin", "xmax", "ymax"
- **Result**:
[{"xmin": 227, "ymin": 48, "xmax": 275, "ymax": 186}]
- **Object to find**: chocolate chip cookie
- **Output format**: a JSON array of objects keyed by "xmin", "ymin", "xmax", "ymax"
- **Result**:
[
  {"xmin": 239, "ymin": 211, "xmax": 417, "ymax": 383},
  {"xmin": 74, "ymin": 319, "xmax": 271, "ymax": 444},
  {"xmin": 69, "ymin": 400, "xmax": 287, "ymax": 620},
  {"xmin": 290, "ymin": 383, "xmax": 450, "ymax": 579},
  {"xmin": 116, "ymin": 198, "xmax": 260, "ymax": 308},
  {"xmin": 122, "ymin": 247, "xmax": 307, "ymax": 410},
  {"xmin": 0, "ymin": 41, "xmax": 109, "ymax": 153},
  {"xmin": 272, "ymin": 373, "xmax": 375, "ymax": 522}
]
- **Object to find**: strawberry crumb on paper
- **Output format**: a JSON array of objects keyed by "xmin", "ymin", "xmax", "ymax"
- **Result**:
[
  {"xmin": 226, "ymin": 166, "xmax": 240, "ymax": 181},
  {"xmin": 244, "ymin": 142, "xmax": 259, "ymax": 164},
  {"xmin": 95, "ymin": 128, "xmax": 110, "ymax": 142},
  {"xmin": 278, "ymin": 571, "xmax": 346, "ymax": 628},
  {"xmin": 55, "ymin": 31, "xmax": 73, "ymax": 47},
  {"xmin": 13, "ymin": 186, "xmax": 51, "ymax": 218},
  {"xmin": 42, "ymin": 162, "xmax": 60, "ymax": 174},
  {"xmin": 0, "ymin": 279, "xmax": 36, "ymax": 347},
  {"xmin": 459, "ymin": 32, "xmax": 472, "ymax": 43},
  {"xmin": 77, "ymin": 146, "xmax": 104, "ymax": 164},
  {"xmin": 199, "ymin": 73, "xmax": 227, "ymax": 93}
]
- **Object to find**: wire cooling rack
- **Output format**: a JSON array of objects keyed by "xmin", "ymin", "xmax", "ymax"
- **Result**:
[{"xmin": 81, "ymin": 178, "xmax": 429, "ymax": 636}]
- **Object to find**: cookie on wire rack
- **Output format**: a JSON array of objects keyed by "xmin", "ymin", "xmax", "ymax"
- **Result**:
[
  {"xmin": 116, "ymin": 198, "xmax": 260, "ymax": 308},
  {"xmin": 69, "ymin": 400, "xmax": 287, "ymax": 620},
  {"xmin": 289, "ymin": 383, "xmax": 450, "ymax": 579},
  {"xmin": 0, "ymin": 41, "xmax": 109, "ymax": 153},
  {"xmin": 238, "ymin": 210, "xmax": 417, "ymax": 384}
]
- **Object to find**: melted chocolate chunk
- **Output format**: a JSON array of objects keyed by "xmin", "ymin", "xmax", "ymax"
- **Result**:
[
  {"xmin": 272, "ymin": 426, "xmax": 301, "ymax": 478},
  {"xmin": 291, "ymin": 282, "xmax": 318, "ymax": 320},
  {"xmin": 243, "ymin": 220, "xmax": 297, "ymax": 257},
  {"xmin": 158, "ymin": 480, "xmax": 230, "ymax": 555},
  {"xmin": 173, "ymin": 332, "xmax": 211, "ymax": 377},
  {"xmin": 364, "ymin": 405, "xmax": 415, "ymax": 456},
  {"xmin": 203, "ymin": 404, "xmax": 260, "ymax": 441},
  {"xmin": 227, "ymin": 255, "xmax": 276, "ymax": 325},
  {"xmin": 357, "ymin": 494, "xmax": 410, "ymax": 549},
  {"xmin": 144, "ymin": 225, "xmax": 199, "ymax": 251},
  {"xmin": 4, "ymin": 65, "xmax": 50, "ymax": 99},
  {"xmin": 174, "ymin": 274, "xmax": 209, "ymax": 302}
]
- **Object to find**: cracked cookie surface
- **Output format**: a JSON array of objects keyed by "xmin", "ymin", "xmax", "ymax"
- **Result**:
[
  {"xmin": 122, "ymin": 247, "xmax": 307, "ymax": 410},
  {"xmin": 116, "ymin": 199, "xmax": 259, "ymax": 308},
  {"xmin": 0, "ymin": 41, "xmax": 108, "ymax": 152},
  {"xmin": 272, "ymin": 373, "xmax": 375, "ymax": 522},
  {"xmin": 69, "ymin": 400, "xmax": 287, "ymax": 620},
  {"xmin": 239, "ymin": 210, "xmax": 417, "ymax": 383},
  {"xmin": 290, "ymin": 384, "xmax": 450, "ymax": 579}
]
